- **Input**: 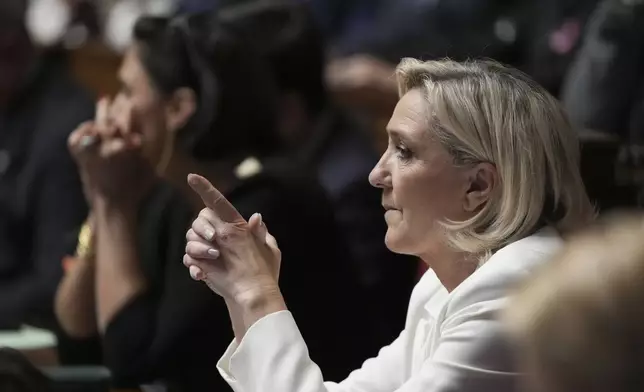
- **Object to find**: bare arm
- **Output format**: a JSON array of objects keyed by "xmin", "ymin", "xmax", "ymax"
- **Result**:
[
  {"xmin": 93, "ymin": 199, "xmax": 147, "ymax": 333},
  {"xmin": 55, "ymin": 254, "xmax": 97, "ymax": 338},
  {"xmin": 55, "ymin": 215, "xmax": 99, "ymax": 337}
]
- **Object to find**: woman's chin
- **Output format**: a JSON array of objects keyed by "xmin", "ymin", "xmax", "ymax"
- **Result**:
[{"xmin": 384, "ymin": 229, "xmax": 409, "ymax": 255}]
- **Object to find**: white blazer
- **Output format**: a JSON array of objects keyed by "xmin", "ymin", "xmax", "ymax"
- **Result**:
[{"xmin": 218, "ymin": 227, "xmax": 563, "ymax": 392}]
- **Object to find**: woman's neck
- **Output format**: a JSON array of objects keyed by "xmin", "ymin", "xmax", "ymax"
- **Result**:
[
  {"xmin": 419, "ymin": 248, "xmax": 478, "ymax": 293},
  {"xmin": 162, "ymin": 152, "xmax": 238, "ymax": 213}
]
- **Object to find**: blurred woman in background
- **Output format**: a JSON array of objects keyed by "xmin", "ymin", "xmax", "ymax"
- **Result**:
[
  {"xmin": 505, "ymin": 214, "xmax": 644, "ymax": 392},
  {"xmin": 55, "ymin": 11, "xmax": 363, "ymax": 391}
]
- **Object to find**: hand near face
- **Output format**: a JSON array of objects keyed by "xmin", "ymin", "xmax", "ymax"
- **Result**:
[
  {"xmin": 68, "ymin": 97, "xmax": 155, "ymax": 207},
  {"xmin": 183, "ymin": 174, "xmax": 281, "ymax": 301}
]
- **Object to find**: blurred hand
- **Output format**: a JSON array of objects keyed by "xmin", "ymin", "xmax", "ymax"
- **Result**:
[
  {"xmin": 68, "ymin": 97, "xmax": 154, "ymax": 208},
  {"xmin": 326, "ymin": 54, "xmax": 399, "ymax": 114},
  {"xmin": 183, "ymin": 174, "xmax": 281, "ymax": 301}
]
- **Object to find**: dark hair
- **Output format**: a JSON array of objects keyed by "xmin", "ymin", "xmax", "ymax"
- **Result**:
[
  {"xmin": 219, "ymin": 0, "xmax": 328, "ymax": 114},
  {"xmin": 0, "ymin": 348, "xmax": 51, "ymax": 392},
  {"xmin": 132, "ymin": 11, "xmax": 279, "ymax": 161}
]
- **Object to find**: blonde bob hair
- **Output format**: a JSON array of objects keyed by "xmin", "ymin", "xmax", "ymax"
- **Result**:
[{"xmin": 395, "ymin": 58, "xmax": 594, "ymax": 255}]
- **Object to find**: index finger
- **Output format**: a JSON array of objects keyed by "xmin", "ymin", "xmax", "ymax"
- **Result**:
[
  {"xmin": 111, "ymin": 99, "xmax": 134, "ymax": 136},
  {"xmin": 95, "ymin": 97, "xmax": 110, "ymax": 128},
  {"xmin": 188, "ymin": 173, "xmax": 245, "ymax": 225}
]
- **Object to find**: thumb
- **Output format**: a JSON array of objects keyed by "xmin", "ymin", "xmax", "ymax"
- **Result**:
[{"xmin": 249, "ymin": 213, "xmax": 267, "ymax": 243}]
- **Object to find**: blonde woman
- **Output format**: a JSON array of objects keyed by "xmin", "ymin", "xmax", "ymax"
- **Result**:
[
  {"xmin": 505, "ymin": 214, "xmax": 644, "ymax": 392},
  {"xmin": 183, "ymin": 58, "xmax": 595, "ymax": 391}
]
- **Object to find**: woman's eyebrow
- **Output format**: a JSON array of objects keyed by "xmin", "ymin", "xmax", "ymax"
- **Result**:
[{"xmin": 386, "ymin": 127, "xmax": 406, "ymax": 139}]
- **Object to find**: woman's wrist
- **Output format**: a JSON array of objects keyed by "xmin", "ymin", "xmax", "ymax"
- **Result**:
[
  {"xmin": 231, "ymin": 282, "xmax": 287, "ymax": 331},
  {"xmin": 93, "ymin": 195, "xmax": 138, "ymax": 218},
  {"xmin": 234, "ymin": 284, "xmax": 283, "ymax": 310}
]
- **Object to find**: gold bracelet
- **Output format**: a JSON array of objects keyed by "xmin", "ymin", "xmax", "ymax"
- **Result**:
[{"xmin": 75, "ymin": 221, "xmax": 95, "ymax": 260}]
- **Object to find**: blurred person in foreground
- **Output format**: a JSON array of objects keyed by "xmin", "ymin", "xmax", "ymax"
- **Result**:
[
  {"xmin": 218, "ymin": 0, "xmax": 418, "ymax": 353},
  {"xmin": 183, "ymin": 58, "xmax": 595, "ymax": 391},
  {"xmin": 505, "ymin": 214, "xmax": 644, "ymax": 392},
  {"xmin": 55, "ymin": 10, "xmax": 363, "ymax": 391},
  {"xmin": 0, "ymin": 0, "xmax": 91, "ymax": 329}
]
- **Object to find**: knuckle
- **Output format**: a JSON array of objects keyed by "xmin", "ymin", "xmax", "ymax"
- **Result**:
[
  {"xmin": 191, "ymin": 217, "xmax": 204, "ymax": 230},
  {"xmin": 216, "ymin": 226, "xmax": 242, "ymax": 244},
  {"xmin": 186, "ymin": 241, "xmax": 206, "ymax": 257},
  {"xmin": 216, "ymin": 230, "xmax": 232, "ymax": 244},
  {"xmin": 186, "ymin": 229, "xmax": 201, "ymax": 242},
  {"xmin": 183, "ymin": 254, "xmax": 192, "ymax": 267},
  {"xmin": 185, "ymin": 241, "xmax": 196, "ymax": 255},
  {"xmin": 201, "ymin": 208, "xmax": 217, "ymax": 222}
]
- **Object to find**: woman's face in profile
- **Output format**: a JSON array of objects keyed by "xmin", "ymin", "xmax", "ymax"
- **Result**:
[
  {"xmin": 110, "ymin": 46, "xmax": 173, "ymax": 168},
  {"xmin": 368, "ymin": 89, "xmax": 474, "ymax": 257}
]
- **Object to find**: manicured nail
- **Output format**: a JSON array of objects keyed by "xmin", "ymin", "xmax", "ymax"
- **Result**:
[
  {"xmin": 207, "ymin": 248, "xmax": 219, "ymax": 258},
  {"xmin": 258, "ymin": 213, "xmax": 263, "ymax": 226},
  {"xmin": 205, "ymin": 229, "xmax": 215, "ymax": 241},
  {"xmin": 189, "ymin": 265, "xmax": 202, "ymax": 280}
]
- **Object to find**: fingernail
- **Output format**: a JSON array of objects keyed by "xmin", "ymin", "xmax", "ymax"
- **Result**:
[
  {"xmin": 187, "ymin": 174, "xmax": 199, "ymax": 185},
  {"xmin": 189, "ymin": 265, "xmax": 202, "ymax": 280},
  {"xmin": 257, "ymin": 213, "xmax": 263, "ymax": 226},
  {"xmin": 207, "ymin": 248, "xmax": 219, "ymax": 258},
  {"xmin": 205, "ymin": 229, "xmax": 215, "ymax": 241}
]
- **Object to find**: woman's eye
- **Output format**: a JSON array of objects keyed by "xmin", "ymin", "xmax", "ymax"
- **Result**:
[{"xmin": 396, "ymin": 145, "xmax": 412, "ymax": 161}]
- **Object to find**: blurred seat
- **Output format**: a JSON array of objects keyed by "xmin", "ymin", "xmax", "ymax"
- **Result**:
[
  {"xmin": 41, "ymin": 366, "xmax": 112, "ymax": 392},
  {"xmin": 0, "ymin": 325, "xmax": 58, "ymax": 366}
]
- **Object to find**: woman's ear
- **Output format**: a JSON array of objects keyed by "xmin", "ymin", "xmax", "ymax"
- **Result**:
[
  {"xmin": 463, "ymin": 162, "xmax": 498, "ymax": 212},
  {"xmin": 165, "ymin": 87, "xmax": 197, "ymax": 134}
]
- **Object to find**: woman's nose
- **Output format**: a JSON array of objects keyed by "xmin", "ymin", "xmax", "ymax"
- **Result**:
[{"xmin": 368, "ymin": 153, "xmax": 390, "ymax": 189}]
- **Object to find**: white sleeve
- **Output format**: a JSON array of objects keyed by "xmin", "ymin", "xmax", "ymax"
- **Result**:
[
  {"xmin": 218, "ymin": 300, "xmax": 517, "ymax": 392},
  {"xmin": 395, "ymin": 299, "xmax": 517, "ymax": 392},
  {"xmin": 217, "ymin": 310, "xmax": 409, "ymax": 392}
]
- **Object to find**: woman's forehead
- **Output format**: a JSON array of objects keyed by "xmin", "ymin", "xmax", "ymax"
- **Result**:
[{"xmin": 387, "ymin": 90, "xmax": 435, "ymax": 139}]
